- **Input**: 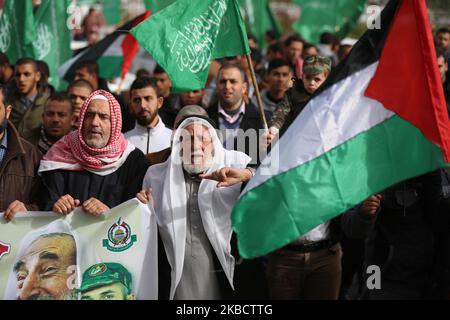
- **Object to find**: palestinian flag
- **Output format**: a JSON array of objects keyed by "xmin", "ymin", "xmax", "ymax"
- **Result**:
[
  {"xmin": 58, "ymin": 10, "xmax": 151, "ymax": 82},
  {"xmin": 232, "ymin": 0, "xmax": 450, "ymax": 259}
]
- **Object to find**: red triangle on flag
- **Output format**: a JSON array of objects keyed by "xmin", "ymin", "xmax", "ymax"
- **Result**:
[
  {"xmin": 121, "ymin": 10, "xmax": 152, "ymax": 80},
  {"xmin": 365, "ymin": 0, "xmax": 450, "ymax": 161}
]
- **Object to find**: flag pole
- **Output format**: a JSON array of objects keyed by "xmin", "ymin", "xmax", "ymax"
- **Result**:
[
  {"xmin": 117, "ymin": 77, "xmax": 125, "ymax": 95},
  {"xmin": 246, "ymin": 54, "xmax": 268, "ymax": 130}
]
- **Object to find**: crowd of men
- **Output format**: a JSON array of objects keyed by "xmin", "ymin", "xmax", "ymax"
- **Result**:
[{"xmin": 1, "ymin": 23, "xmax": 450, "ymax": 300}]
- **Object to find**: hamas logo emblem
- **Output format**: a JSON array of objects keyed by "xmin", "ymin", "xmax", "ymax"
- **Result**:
[
  {"xmin": 0, "ymin": 241, "xmax": 11, "ymax": 261},
  {"xmin": 102, "ymin": 218, "xmax": 137, "ymax": 252},
  {"xmin": 32, "ymin": 23, "xmax": 52, "ymax": 60}
]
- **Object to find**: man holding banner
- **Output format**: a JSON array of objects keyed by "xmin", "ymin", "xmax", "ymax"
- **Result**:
[{"xmin": 37, "ymin": 90, "xmax": 150, "ymax": 216}]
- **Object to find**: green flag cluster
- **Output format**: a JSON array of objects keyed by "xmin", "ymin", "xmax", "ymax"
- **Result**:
[
  {"xmin": 293, "ymin": 0, "xmax": 366, "ymax": 43},
  {"xmin": 238, "ymin": 0, "xmax": 282, "ymax": 49},
  {"xmin": 132, "ymin": 0, "xmax": 250, "ymax": 92},
  {"xmin": 144, "ymin": 0, "xmax": 282, "ymax": 50},
  {"xmin": 101, "ymin": 0, "xmax": 122, "ymax": 25},
  {"xmin": 0, "ymin": 0, "xmax": 72, "ymax": 90}
]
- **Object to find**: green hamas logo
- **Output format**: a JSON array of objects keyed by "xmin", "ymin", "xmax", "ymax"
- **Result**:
[{"xmin": 102, "ymin": 218, "xmax": 137, "ymax": 252}]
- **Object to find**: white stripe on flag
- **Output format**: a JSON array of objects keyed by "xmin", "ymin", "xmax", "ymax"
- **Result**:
[
  {"xmin": 244, "ymin": 62, "xmax": 395, "ymax": 194},
  {"xmin": 102, "ymin": 34, "xmax": 126, "ymax": 57},
  {"xmin": 57, "ymin": 50, "xmax": 88, "ymax": 78}
]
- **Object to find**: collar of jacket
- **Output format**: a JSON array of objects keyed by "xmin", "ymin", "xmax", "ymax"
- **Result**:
[
  {"xmin": 5, "ymin": 121, "xmax": 25, "ymax": 157},
  {"xmin": 34, "ymin": 87, "xmax": 50, "ymax": 106},
  {"xmin": 11, "ymin": 86, "xmax": 49, "ymax": 108}
]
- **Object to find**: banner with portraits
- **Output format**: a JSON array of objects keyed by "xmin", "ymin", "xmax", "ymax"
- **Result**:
[{"xmin": 0, "ymin": 199, "xmax": 157, "ymax": 300}]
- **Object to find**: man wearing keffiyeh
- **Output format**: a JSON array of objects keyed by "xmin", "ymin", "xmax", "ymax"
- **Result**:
[{"xmin": 37, "ymin": 90, "xmax": 150, "ymax": 216}]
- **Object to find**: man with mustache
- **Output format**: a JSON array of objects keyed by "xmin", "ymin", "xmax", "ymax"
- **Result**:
[
  {"xmin": 207, "ymin": 63, "xmax": 265, "ymax": 165},
  {"xmin": 137, "ymin": 116, "xmax": 258, "ymax": 300},
  {"xmin": 125, "ymin": 77, "xmax": 172, "ymax": 156},
  {"xmin": 38, "ymin": 92, "xmax": 74, "ymax": 154},
  {"xmin": 13, "ymin": 233, "xmax": 77, "ymax": 300},
  {"xmin": 38, "ymin": 90, "xmax": 150, "ymax": 216}
]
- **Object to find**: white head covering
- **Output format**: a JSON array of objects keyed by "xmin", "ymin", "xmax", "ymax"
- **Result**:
[
  {"xmin": 142, "ymin": 117, "xmax": 251, "ymax": 299},
  {"xmin": 90, "ymin": 94, "xmax": 108, "ymax": 101}
]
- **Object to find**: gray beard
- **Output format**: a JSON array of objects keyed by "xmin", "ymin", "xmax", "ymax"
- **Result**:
[{"xmin": 22, "ymin": 289, "xmax": 78, "ymax": 300}]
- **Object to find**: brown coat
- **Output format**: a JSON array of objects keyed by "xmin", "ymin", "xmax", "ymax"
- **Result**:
[{"xmin": 0, "ymin": 121, "xmax": 42, "ymax": 211}]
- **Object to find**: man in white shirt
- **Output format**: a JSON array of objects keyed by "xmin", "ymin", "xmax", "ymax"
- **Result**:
[{"xmin": 125, "ymin": 77, "xmax": 172, "ymax": 155}]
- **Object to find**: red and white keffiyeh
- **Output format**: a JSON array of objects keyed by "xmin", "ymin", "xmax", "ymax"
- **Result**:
[{"xmin": 39, "ymin": 90, "xmax": 135, "ymax": 176}]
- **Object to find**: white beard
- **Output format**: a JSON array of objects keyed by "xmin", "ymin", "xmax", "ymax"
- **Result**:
[
  {"xmin": 181, "ymin": 151, "xmax": 213, "ymax": 175},
  {"xmin": 182, "ymin": 163, "xmax": 210, "ymax": 175}
]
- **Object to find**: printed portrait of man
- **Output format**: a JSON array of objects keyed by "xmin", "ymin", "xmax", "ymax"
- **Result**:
[
  {"xmin": 12, "ymin": 233, "xmax": 77, "ymax": 300},
  {"xmin": 79, "ymin": 262, "xmax": 135, "ymax": 300}
]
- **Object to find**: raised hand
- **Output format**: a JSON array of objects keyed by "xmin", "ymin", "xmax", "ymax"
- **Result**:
[{"xmin": 199, "ymin": 167, "xmax": 254, "ymax": 187}]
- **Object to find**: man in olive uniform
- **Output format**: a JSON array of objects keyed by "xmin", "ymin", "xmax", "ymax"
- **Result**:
[{"xmin": 79, "ymin": 262, "xmax": 135, "ymax": 300}]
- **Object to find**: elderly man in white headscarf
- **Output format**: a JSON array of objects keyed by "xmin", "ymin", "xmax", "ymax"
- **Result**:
[{"xmin": 137, "ymin": 115, "xmax": 252, "ymax": 300}]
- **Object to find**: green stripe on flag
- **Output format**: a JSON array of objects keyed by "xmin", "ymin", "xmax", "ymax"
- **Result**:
[
  {"xmin": 232, "ymin": 116, "xmax": 447, "ymax": 259},
  {"xmin": 144, "ymin": 0, "xmax": 175, "ymax": 12}
]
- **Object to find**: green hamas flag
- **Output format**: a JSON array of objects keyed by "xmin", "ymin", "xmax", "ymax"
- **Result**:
[
  {"xmin": 0, "ymin": 0, "xmax": 72, "ymax": 90},
  {"xmin": 131, "ymin": 0, "xmax": 250, "ymax": 92},
  {"xmin": 293, "ymin": 0, "xmax": 366, "ymax": 43},
  {"xmin": 0, "ymin": 0, "xmax": 36, "ymax": 61},
  {"xmin": 238, "ymin": 0, "xmax": 282, "ymax": 49},
  {"xmin": 143, "ymin": 0, "xmax": 175, "ymax": 13},
  {"xmin": 33, "ymin": 0, "xmax": 72, "ymax": 90},
  {"xmin": 102, "ymin": 0, "xmax": 122, "ymax": 25}
]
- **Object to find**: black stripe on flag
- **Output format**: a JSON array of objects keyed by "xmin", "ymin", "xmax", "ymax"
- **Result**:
[
  {"xmin": 287, "ymin": 0, "xmax": 401, "ymax": 127},
  {"xmin": 62, "ymin": 13, "xmax": 147, "ymax": 82}
]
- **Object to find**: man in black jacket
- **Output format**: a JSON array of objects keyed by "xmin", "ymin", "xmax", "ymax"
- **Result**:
[
  {"xmin": 39, "ymin": 90, "xmax": 149, "ymax": 215},
  {"xmin": 357, "ymin": 171, "xmax": 450, "ymax": 300},
  {"xmin": 208, "ymin": 63, "xmax": 266, "ymax": 166}
]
